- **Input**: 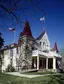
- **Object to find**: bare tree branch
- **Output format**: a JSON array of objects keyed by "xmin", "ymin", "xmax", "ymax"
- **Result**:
[
  {"xmin": 0, "ymin": 4, "xmax": 18, "ymax": 23},
  {"xmin": 28, "ymin": 0, "xmax": 46, "ymax": 16},
  {"xmin": 0, "ymin": 0, "xmax": 46, "ymax": 25},
  {"xmin": 9, "ymin": 0, "xmax": 21, "ymax": 12}
]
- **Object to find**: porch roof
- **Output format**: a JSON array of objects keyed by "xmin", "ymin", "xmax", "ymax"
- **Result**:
[{"xmin": 32, "ymin": 50, "xmax": 61, "ymax": 58}]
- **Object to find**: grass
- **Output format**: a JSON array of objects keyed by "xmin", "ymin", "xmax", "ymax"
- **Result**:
[
  {"xmin": 0, "ymin": 72, "xmax": 64, "ymax": 84},
  {"xmin": 21, "ymin": 71, "xmax": 57, "ymax": 75}
]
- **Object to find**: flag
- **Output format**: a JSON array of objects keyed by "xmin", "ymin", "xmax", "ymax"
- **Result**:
[
  {"xmin": 40, "ymin": 17, "xmax": 45, "ymax": 22},
  {"xmin": 9, "ymin": 28, "xmax": 15, "ymax": 32}
]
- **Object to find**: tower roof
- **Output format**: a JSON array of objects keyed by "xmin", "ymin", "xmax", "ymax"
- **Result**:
[
  {"xmin": 22, "ymin": 20, "xmax": 33, "ymax": 38},
  {"xmin": 53, "ymin": 42, "xmax": 59, "ymax": 53}
]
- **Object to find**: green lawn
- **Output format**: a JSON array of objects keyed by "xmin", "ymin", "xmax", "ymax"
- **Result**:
[
  {"xmin": 21, "ymin": 71, "xmax": 57, "ymax": 75},
  {"xmin": 0, "ymin": 72, "xmax": 64, "ymax": 84}
]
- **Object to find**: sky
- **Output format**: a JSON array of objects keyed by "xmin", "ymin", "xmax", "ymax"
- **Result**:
[{"xmin": 0, "ymin": 0, "xmax": 64, "ymax": 51}]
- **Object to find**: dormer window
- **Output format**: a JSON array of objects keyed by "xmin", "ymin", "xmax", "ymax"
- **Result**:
[
  {"xmin": 43, "ymin": 42, "xmax": 46, "ymax": 48},
  {"xmin": 43, "ymin": 42, "xmax": 45, "ymax": 46},
  {"xmin": 40, "ymin": 42, "xmax": 42, "ymax": 46}
]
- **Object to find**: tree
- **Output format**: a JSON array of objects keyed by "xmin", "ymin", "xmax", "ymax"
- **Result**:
[
  {"xmin": 61, "ymin": 47, "xmax": 64, "ymax": 70},
  {"xmin": 0, "ymin": 0, "xmax": 46, "ymax": 31},
  {"xmin": 0, "ymin": 33, "xmax": 4, "ymax": 72},
  {"xmin": 0, "ymin": 33, "xmax": 4, "ymax": 49}
]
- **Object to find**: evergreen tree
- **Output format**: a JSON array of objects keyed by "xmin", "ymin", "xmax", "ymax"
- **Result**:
[
  {"xmin": 0, "ymin": 33, "xmax": 4, "ymax": 49},
  {"xmin": 0, "ymin": 33, "xmax": 4, "ymax": 72},
  {"xmin": 61, "ymin": 47, "xmax": 64, "ymax": 71}
]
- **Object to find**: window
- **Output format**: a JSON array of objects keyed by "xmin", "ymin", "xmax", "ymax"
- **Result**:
[
  {"xmin": 25, "ymin": 45, "xmax": 28, "ymax": 50},
  {"xmin": 35, "ymin": 48, "xmax": 37, "ymax": 50},
  {"xmin": 40, "ymin": 42, "xmax": 42, "ymax": 46},
  {"xmin": 32, "ymin": 47, "xmax": 34, "ymax": 50},
  {"xmin": 47, "ymin": 45, "xmax": 48, "ymax": 47},
  {"xmin": 43, "ymin": 42, "xmax": 46, "ymax": 48},
  {"xmin": 43, "ymin": 42, "xmax": 45, "ymax": 46},
  {"xmin": 10, "ymin": 49, "xmax": 13, "ymax": 59},
  {"xmin": 43, "ymin": 50, "xmax": 49, "ymax": 53},
  {"xmin": 10, "ymin": 49, "xmax": 13, "ymax": 66},
  {"xmin": 16, "ymin": 47, "xmax": 18, "ymax": 54}
]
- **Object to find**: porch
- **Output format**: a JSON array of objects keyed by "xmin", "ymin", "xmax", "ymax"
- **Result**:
[{"xmin": 32, "ymin": 50, "xmax": 62, "ymax": 72}]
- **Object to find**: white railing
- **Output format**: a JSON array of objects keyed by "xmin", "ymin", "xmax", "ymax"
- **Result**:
[
  {"xmin": 32, "ymin": 50, "xmax": 48, "ymax": 56},
  {"xmin": 38, "ymin": 50, "xmax": 48, "ymax": 56},
  {"xmin": 32, "ymin": 50, "xmax": 39, "ymax": 56},
  {"xmin": 32, "ymin": 50, "xmax": 61, "ymax": 58}
]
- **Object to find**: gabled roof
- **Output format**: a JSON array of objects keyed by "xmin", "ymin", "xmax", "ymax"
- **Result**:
[{"xmin": 36, "ymin": 30, "xmax": 45, "ymax": 40}]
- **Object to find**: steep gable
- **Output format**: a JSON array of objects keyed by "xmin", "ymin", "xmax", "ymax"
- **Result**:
[
  {"xmin": 36, "ymin": 30, "xmax": 51, "ymax": 50},
  {"xmin": 51, "ymin": 42, "xmax": 59, "ymax": 53},
  {"xmin": 18, "ymin": 21, "xmax": 34, "ymax": 45},
  {"xmin": 19, "ymin": 20, "xmax": 33, "ymax": 38},
  {"xmin": 54, "ymin": 42, "xmax": 59, "ymax": 53}
]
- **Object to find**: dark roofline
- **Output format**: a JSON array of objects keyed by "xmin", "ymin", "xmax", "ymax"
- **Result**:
[
  {"xmin": 36, "ymin": 30, "xmax": 46, "ymax": 40},
  {"xmin": 0, "ymin": 43, "xmax": 18, "ymax": 51}
]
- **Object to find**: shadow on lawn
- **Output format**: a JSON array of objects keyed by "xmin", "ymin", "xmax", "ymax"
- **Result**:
[
  {"xmin": 46, "ymin": 73, "xmax": 64, "ymax": 84},
  {"xmin": 0, "ymin": 71, "xmax": 64, "ymax": 84}
]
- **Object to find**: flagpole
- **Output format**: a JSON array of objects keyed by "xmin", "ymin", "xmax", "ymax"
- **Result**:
[
  {"xmin": 14, "ymin": 30, "xmax": 16, "ymax": 43},
  {"xmin": 9, "ymin": 28, "xmax": 16, "ymax": 43},
  {"xmin": 40, "ymin": 16, "xmax": 45, "ymax": 30}
]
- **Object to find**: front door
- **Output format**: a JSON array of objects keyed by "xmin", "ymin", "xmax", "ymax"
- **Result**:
[
  {"xmin": 48, "ymin": 58, "xmax": 53, "ymax": 69},
  {"xmin": 39, "ymin": 58, "xmax": 46, "ymax": 69}
]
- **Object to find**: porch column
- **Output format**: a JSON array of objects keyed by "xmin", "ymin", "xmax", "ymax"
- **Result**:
[
  {"xmin": 34, "ymin": 58, "xmax": 36, "ymax": 68},
  {"xmin": 46, "ymin": 57, "xmax": 48, "ymax": 69},
  {"xmin": 37, "ymin": 56, "xmax": 39, "ymax": 70},
  {"xmin": 53, "ymin": 56, "xmax": 56, "ymax": 69}
]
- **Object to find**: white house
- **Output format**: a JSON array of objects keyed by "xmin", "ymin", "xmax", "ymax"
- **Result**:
[{"xmin": 0, "ymin": 21, "xmax": 62, "ymax": 72}]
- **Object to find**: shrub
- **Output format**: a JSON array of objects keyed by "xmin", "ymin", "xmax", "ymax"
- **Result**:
[{"xmin": 6, "ymin": 64, "xmax": 15, "ymax": 72}]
